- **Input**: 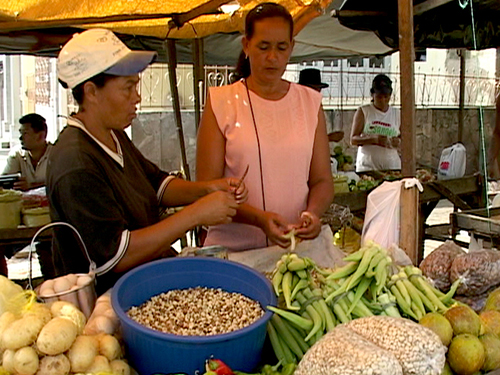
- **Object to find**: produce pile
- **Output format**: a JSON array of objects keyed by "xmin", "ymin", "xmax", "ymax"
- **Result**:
[
  {"xmin": 295, "ymin": 316, "xmax": 446, "ymax": 375},
  {"xmin": 201, "ymin": 358, "xmax": 296, "ymax": 375},
  {"xmin": 420, "ymin": 241, "xmax": 500, "ymax": 312},
  {"xmin": 419, "ymin": 297, "xmax": 500, "ymax": 375},
  {"xmin": 332, "ymin": 146, "xmax": 353, "ymax": 172},
  {"xmin": 347, "ymin": 175, "xmax": 380, "ymax": 192},
  {"xmin": 0, "ymin": 276, "xmax": 130, "ymax": 375},
  {"xmin": 266, "ymin": 243, "xmax": 459, "ymax": 368}
]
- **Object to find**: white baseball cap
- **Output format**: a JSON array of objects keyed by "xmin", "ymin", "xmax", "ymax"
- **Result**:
[{"xmin": 57, "ymin": 28, "xmax": 157, "ymax": 89}]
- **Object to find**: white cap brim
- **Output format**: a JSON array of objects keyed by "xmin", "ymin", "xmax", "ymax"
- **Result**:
[{"xmin": 105, "ymin": 50, "xmax": 157, "ymax": 76}]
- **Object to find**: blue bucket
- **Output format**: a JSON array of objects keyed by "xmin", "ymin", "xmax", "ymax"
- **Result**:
[{"xmin": 111, "ymin": 257, "xmax": 276, "ymax": 375}]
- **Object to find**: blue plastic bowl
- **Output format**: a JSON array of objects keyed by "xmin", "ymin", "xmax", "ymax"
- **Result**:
[{"xmin": 111, "ymin": 257, "xmax": 276, "ymax": 375}]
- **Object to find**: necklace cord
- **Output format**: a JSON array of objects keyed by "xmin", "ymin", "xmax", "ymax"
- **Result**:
[{"xmin": 244, "ymin": 79, "xmax": 269, "ymax": 247}]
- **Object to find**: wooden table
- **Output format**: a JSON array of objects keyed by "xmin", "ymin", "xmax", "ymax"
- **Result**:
[
  {"xmin": 0, "ymin": 226, "xmax": 52, "ymax": 247},
  {"xmin": 0, "ymin": 226, "xmax": 53, "ymax": 278},
  {"xmin": 332, "ymin": 174, "xmax": 485, "ymax": 263},
  {"xmin": 450, "ymin": 206, "xmax": 500, "ymax": 248}
]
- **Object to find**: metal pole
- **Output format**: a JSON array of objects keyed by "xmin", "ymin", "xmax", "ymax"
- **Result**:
[
  {"xmin": 458, "ymin": 49, "xmax": 466, "ymax": 143},
  {"xmin": 340, "ymin": 60, "xmax": 344, "ymax": 130},
  {"xmin": 192, "ymin": 38, "xmax": 204, "ymax": 132},
  {"xmin": 167, "ymin": 39, "xmax": 191, "ymax": 181}
]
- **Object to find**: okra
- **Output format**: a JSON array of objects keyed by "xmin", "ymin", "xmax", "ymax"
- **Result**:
[
  {"xmin": 280, "ymin": 318, "xmax": 310, "ymax": 353},
  {"xmin": 290, "ymin": 279, "xmax": 309, "ymax": 300},
  {"xmin": 282, "ymin": 271, "xmax": 299, "ymax": 310},
  {"xmin": 346, "ymin": 277, "xmax": 372, "ymax": 315},
  {"xmin": 440, "ymin": 277, "xmax": 462, "ymax": 304},
  {"xmin": 326, "ymin": 262, "xmax": 358, "ymax": 280},
  {"xmin": 267, "ymin": 306, "xmax": 313, "ymax": 331},
  {"xmin": 267, "ymin": 322, "xmax": 286, "ymax": 365},
  {"xmin": 271, "ymin": 314, "xmax": 304, "ymax": 359},
  {"xmin": 346, "ymin": 247, "xmax": 378, "ymax": 291},
  {"xmin": 295, "ymin": 291, "xmax": 323, "ymax": 341}
]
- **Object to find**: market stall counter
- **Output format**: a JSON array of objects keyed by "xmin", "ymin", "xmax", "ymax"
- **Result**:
[
  {"xmin": 332, "ymin": 174, "xmax": 485, "ymax": 263},
  {"xmin": 451, "ymin": 206, "xmax": 500, "ymax": 248}
]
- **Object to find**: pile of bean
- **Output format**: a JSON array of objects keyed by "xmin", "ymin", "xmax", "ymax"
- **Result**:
[{"xmin": 127, "ymin": 287, "xmax": 264, "ymax": 336}]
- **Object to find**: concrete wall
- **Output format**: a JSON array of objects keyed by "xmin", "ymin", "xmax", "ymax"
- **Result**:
[{"xmin": 133, "ymin": 108, "xmax": 496, "ymax": 178}]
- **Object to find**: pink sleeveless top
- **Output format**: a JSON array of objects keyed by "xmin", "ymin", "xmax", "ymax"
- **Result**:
[{"xmin": 204, "ymin": 80, "xmax": 322, "ymax": 251}]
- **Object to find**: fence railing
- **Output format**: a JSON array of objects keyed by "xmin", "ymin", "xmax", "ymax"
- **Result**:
[{"xmin": 137, "ymin": 63, "xmax": 499, "ymax": 111}]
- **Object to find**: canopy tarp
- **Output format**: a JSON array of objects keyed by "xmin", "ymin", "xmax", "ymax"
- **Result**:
[
  {"xmin": 0, "ymin": 0, "xmax": 330, "ymax": 39},
  {"xmin": 0, "ymin": 0, "xmax": 392, "ymax": 64},
  {"xmin": 0, "ymin": 0, "xmax": 498, "ymax": 64},
  {"xmin": 337, "ymin": 0, "xmax": 500, "ymax": 50}
]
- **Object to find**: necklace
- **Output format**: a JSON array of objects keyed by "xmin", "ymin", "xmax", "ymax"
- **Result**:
[{"xmin": 244, "ymin": 79, "xmax": 269, "ymax": 247}]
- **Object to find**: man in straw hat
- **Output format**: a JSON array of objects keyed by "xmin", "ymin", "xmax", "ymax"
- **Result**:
[
  {"xmin": 48, "ymin": 29, "xmax": 247, "ymax": 294},
  {"xmin": 299, "ymin": 68, "xmax": 344, "ymax": 142}
]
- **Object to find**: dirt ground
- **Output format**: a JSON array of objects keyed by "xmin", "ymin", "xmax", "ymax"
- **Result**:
[{"xmin": 423, "ymin": 200, "xmax": 470, "ymax": 258}]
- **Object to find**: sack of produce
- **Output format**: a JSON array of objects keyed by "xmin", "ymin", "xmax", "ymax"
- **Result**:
[
  {"xmin": 419, "ymin": 241, "xmax": 465, "ymax": 292},
  {"xmin": 454, "ymin": 291, "xmax": 490, "ymax": 313},
  {"xmin": 295, "ymin": 325, "xmax": 403, "ymax": 375},
  {"xmin": 0, "ymin": 276, "xmax": 130, "ymax": 375},
  {"xmin": 346, "ymin": 316, "xmax": 446, "ymax": 375},
  {"xmin": 0, "ymin": 275, "xmax": 23, "ymax": 316},
  {"xmin": 450, "ymin": 249, "xmax": 500, "ymax": 296}
]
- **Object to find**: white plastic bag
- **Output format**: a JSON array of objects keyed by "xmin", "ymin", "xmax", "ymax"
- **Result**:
[
  {"xmin": 330, "ymin": 157, "xmax": 338, "ymax": 175},
  {"xmin": 361, "ymin": 180, "xmax": 402, "ymax": 249},
  {"xmin": 228, "ymin": 225, "xmax": 347, "ymax": 273},
  {"xmin": 437, "ymin": 143, "xmax": 466, "ymax": 180}
]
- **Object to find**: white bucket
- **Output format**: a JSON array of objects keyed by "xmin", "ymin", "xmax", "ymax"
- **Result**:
[{"xmin": 0, "ymin": 189, "xmax": 22, "ymax": 229}]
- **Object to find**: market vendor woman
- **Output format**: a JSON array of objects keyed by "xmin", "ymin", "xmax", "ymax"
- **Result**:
[
  {"xmin": 196, "ymin": 3, "xmax": 334, "ymax": 251},
  {"xmin": 48, "ymin": 29, "xmax": 247, "ymax": 294},
  {"xmin": 350, "ymin": 74, "xmax": 401, "ymax": 173}
]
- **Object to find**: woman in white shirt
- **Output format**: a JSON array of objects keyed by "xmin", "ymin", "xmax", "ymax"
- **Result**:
[{"xmin": 350, "ymin": 74, "xmax": 401, "ymax": 173}]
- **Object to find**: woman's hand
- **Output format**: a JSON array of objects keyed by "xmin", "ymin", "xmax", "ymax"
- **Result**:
[
  {"xmin": 260, "ymin": 212, "xmax": 293, "ymax": 248},
  {"xmin": 390, "ymin": 137, "xmax": 401, "ymax": 149},
  {"xmin": 210, "ymin": 178, "xmax": 248, "ymax": 204},
  {"xmin": 192, "ymin": 191, "xmax": 239, "ymax": 226},
  {"xmin": 376, "ymin": 135, "xmax": 400, "ymax": 149},
  {"xmin": 293, "ymin": 211, "xmax": 322, "ymax": 240},
  {"xmin": 376, "ymin": 135, "xmax": 391, "ymax": 148}
]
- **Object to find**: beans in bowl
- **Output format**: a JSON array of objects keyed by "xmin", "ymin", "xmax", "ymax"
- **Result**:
[{"xmin": 127, "ymin": 286, "xmax": 264, "ymax": 336}]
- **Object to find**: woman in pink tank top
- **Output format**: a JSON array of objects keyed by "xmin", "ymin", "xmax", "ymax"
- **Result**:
[{"xmin": 196, "ymin": 3, "xmax": 334, "ymax": 251}]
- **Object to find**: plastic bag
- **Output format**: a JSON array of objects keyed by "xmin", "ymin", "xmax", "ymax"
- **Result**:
[
  {"xmin": 228, "ymin": 225, "xmax": 347, "ymax": 274},
  {"xmin": 330, "ymin": 156, "xmax": 338, "ymax": 175},
  {"xmin": 437, "ymin": 143, "xmax": 466, "ymax": 180},
  {"xmin": 0, "ymin": 275, "xmax": 24, "ymax": 316},
  {"xmin": 387, "ymin": 244, "xmax": 413, "ymax": 267},
  {"xmin": 361, "ymin": 180, "xmax": 402, "ymax": 249},
  {"xmin": 333, "ymin": 227, "xmax": 361, "ymax": 254},
  {"xmin": 83, "ymin": 288, "xmax": 119, "ymax": 336}
]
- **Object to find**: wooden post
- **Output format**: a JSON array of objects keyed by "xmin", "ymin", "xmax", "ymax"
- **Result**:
[
  {"xmin": 496, "ymin": 47, "xmax": 500, "ymax": 81},
  {"xmin": 398, "ymin": 0, "xmax": 416, "ymax": 177},
  {"xmin": 398, "ymin": 0, "xmax": 419, "ymax": 264},
  {"xmin": 167, "ymin": 39, "xmax": 191, "ymax": 181},
  {"xmin": 400, "ymin": 185, "xmax": 420, "ymax": 265},
  {"xmin": 458, "ymin": 49, "xmax": 466, "ymax": 143}
]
